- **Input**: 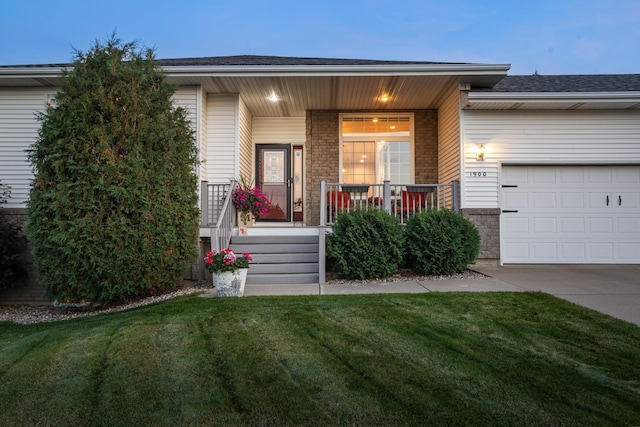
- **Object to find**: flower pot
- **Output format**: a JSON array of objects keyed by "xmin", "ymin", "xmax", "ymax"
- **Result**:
[{"xmin": 212, "ymin": 268, "xmax": 248, "ymax": 297}]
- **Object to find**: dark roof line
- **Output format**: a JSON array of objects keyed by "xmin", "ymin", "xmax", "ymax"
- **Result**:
[
  {"xmin": 491, "ymin": 74, "xmax": 640, "ymax": 93},
  {"xmin": 0, "ymin": 54, "xmax": 472, "ymax": 69}
]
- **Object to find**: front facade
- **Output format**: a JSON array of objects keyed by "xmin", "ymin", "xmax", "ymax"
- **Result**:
[{"xmin": 1, "ymin": 56, "xmax": 639, "ymax": 286}]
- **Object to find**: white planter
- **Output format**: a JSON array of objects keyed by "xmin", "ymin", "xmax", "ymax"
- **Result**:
[{"xmin": 212, "ymin": 268, "xmax": 248, "ymax": 297}]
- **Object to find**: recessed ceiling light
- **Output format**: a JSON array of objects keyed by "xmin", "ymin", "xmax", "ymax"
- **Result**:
[{"xmin": 267, "ymin": 92, "xmax": 280, "ymax": 102}]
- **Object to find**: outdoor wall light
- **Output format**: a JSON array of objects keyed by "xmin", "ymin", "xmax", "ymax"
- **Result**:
[{"xmin": 476, "ymin": 144, "xmax": 485, "ymax": 161}]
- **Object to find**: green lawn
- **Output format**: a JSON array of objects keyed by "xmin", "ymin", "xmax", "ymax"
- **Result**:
[{"xmin": 1, "ymin": 292, "xmax": 638, "ymax": 426}]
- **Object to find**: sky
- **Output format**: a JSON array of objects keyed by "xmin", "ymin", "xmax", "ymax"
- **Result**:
[{"xmin": 1, "ymin": 0, "xmax": 639, "ymax": 75}]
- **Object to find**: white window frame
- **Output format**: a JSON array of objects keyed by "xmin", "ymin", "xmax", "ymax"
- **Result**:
[{"xmin": 339, "ymin": 113, "xmax": 415, "ymax": 184}]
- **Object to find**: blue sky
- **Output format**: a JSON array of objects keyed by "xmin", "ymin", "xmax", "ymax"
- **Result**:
[{"xmin": 1, "ymin": 0, "xmax": 639, "ymax": 75}]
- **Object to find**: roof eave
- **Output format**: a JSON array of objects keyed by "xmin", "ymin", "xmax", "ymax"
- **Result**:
[{"xmin": 161, "ymin": 63, "xmax": 511, "ymax": 77}]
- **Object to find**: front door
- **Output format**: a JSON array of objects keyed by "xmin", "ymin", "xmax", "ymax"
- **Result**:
[{"xmin": 256, "ymin": 145, "xmax": 291, "ymax": 221}]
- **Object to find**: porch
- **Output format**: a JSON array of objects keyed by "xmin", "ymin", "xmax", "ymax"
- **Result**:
[{"xmin": 199, "ymin": 180, "xmax": 460, "ymax": 285}]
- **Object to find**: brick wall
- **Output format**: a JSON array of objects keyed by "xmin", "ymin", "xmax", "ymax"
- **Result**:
[
  {"xmin": 305, "ymin": 110, "xmax": 439, "ymax": 225},
  {"xmin": 460, "ymin": 208, "xmax": 501, "ymax": 264}
]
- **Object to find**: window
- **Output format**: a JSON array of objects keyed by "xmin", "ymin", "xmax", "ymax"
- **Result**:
[{"xmin": 340, "ymin": 114, "xmax": 414, "ymax": 185}]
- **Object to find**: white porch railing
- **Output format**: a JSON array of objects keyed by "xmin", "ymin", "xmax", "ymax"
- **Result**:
[
  {"xmin": 201, "ymin": 180, "xmax": 237, "ymax": 251},
  {"xmin": 320, "ymin": 180, "xmax": 460, "ymax": 226}
]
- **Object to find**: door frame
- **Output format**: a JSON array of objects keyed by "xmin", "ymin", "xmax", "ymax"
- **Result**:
[{"xmin": 255, "ymin": 144, "xmax": 292, "ymax": 222}]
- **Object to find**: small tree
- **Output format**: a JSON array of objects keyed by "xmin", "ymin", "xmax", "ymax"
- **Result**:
[{"xmin": 27, "ymin": 36, "xmax": 199, "ymax": 304}]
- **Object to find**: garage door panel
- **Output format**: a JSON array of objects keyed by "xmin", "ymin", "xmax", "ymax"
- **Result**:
[
  {"xmin": 501, "ymin": 165, "xmax": 640, "ymax": 264},
  {"xmin": 561, "ymin": 242, "xmax": 586, "ymax": 259},
  {"xmin": 589, "ymin": 217, "xmax": 613, "ymax": 233},
  {"xmin": 615, "ymin": 167, "xmax": 640, "ymax": 184},
  {"xmin": 587, "ymin": 193, "xmax": 610, "ymax": 209},
  {"xmin": 589, "ymin": 243, "xmax": 614, "ymax": 260},
  {"xmin": 533, "ymin": 217, "xmax": 557, "ymax": 233},
  {"xmin": 559, "ymin": 192, "xmax": 585, "ymax": 209},
  {"xmin": 587, "ymin": 168, "xmax": 613, "ymax": 184},
  {"xmin": 619, "ymin": 243, "xmax": 640, "ymax": 259},
  {"xmin": 617, "ymin": 217, "xmax": 640, "ymax": 234},
  {"xmin": 618, "ymin": 192, "xmax": 640, "ymax": 209},
  {"xmin": 503, "ymin": 193, "xmax": 528, "ymax": 210},
  {"xmin": 533, "ymin": 242, "xmax": 557, "ymax": 260},
  {"xmin": 532, "ymin": 192, "xmax": 556, "ymax": 209},
  {"xmin": 560, "ymin": 217, "xmax": 585, "ymax": 234},
  {"xmin": 504, "ymin": 217, "xmax": 529, "ymax": 234}
]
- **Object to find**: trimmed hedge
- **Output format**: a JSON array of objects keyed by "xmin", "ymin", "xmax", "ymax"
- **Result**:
[
  {"xmin": 404, "ymin": 209, "xmax": 480, "ymax": 275},
  {"xmin": 327, "ymin": 208, "xmax": 404, "ymax": 280}
]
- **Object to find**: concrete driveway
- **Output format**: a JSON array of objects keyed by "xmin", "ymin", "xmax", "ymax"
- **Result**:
[{"xmin": 472, "ymin": 264, "xmax": 640, "ymax": 326}]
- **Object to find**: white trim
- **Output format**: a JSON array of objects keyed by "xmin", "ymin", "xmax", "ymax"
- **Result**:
[{"xmin": 467, "ymin": 91, "xmax": 640, "ymax": 105}]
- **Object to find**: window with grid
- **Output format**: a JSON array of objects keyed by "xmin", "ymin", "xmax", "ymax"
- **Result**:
[{"xmin": 340, "ymin": 114, "xmax": 413, "ymax": 185}]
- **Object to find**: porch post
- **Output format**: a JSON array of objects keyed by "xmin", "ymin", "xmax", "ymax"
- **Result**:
[
  {"xmin": 320, "ymin": 180, "xmax": 327, "ymax": 226},
  {"xmin": 200, "ymin": 181, "xmax": 209, "ymax": 227},
  {"xmin": 383, "ymin": 180, "xmax": 391, "ymax": 214},
  {"xmin": 319, "ymin": 226, "xmax": 326, "ymax": 285},
  {"xmin": 452, "ymin": 180, "xmax": 460, "ymax": 213}
]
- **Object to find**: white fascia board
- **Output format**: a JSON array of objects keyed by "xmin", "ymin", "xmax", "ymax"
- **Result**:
[
  {"xmin": 467, "ymin": 91, "xmax": 640, "ymax": 104},
  {"xmin": 0, "ymin": 67, "xmax": 67, "ymax": 77},
  {"xmin": 161, "ymin": 63, "xmax": 511, "ymax": 78}
]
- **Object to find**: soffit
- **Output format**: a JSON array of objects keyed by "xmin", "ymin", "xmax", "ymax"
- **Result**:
[{"xmin": 168, "ymin": 74, "xmax": 467, "ymax": 116}]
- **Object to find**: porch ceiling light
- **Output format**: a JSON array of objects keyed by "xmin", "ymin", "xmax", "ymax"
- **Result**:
[
  {"xmin": 476, "ymin": 144, "xmax": 485, "ymax": 161},
  {"xmin": 266, "ymin": 91, "xmax": 281, "ymax": 102},
  {"xmin": 378, "ymin": 94, "xmax": 390, "ymax": 103}
]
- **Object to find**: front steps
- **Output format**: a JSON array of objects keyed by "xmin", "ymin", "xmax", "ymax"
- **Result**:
[{"xmin": 229, "ymin": 234, "xmax": 320, "ymax": 285}]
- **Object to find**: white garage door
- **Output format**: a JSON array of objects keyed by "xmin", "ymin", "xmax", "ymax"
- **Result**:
[{"xmin": 501, "ymin": 165, "xmax": 640, "ymax": 263}]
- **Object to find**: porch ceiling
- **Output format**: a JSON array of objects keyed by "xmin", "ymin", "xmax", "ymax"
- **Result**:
[{"xmin": 167, "ymin": 74, "xmax": 487, "ymax": 117}]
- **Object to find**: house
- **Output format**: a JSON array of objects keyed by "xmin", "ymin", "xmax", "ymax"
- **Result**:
[{"xmin": 1, "ymin": 56, "xmax": 639, "ymax": 299}]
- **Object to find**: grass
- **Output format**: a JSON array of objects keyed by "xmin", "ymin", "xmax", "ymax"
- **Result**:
[{"xmin": 0, "ymin": 292, "xmax": 639, "ymax": 426}]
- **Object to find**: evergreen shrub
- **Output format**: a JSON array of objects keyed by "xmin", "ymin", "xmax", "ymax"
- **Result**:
[
  {"xmin": 404, "ymin": 209, "xmax": 480, "ymax": 275},
  {"xmin": 26, "ymin": 36, "xmax": 199, "ymax": 304},
  {"xmin": 0, "ymin": 181, "xmax": 28, "ymax": 290},
  {"xmin": 327, "ymin": 208, "xmax": 404, "ymax": 280}
]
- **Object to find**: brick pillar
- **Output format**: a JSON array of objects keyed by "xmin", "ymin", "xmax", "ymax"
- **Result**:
[
  {"xmin": 414, "ymin": 110, "xmax": 438, "ymax": 184},
  {"xmin": 306, "ymin": 110, "xmax": 340, "ymax": 226},
  {"xmin": 460, "ymin": 208, "xmax": 501, "ymax": 265}
]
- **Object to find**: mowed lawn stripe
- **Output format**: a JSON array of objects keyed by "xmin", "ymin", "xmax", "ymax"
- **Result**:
[{"xmin": 0, "ymin": 293, "xmax": 639, "ymax": 426}]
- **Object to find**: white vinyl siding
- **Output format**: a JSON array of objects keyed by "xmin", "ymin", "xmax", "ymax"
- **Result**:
[
  {"xmin": 238, "ymin": 96, "xmax": 253, "ymax": 181},
  {"xmin": 198, "ymin": 87, "xmax": 207, "ymax": 183},
  {"xmin": 0, "ymin": 88, "xmax": 50, "ymax": 208},
  {"xmin": 0, "ymin": 87, "xmax": 201, "ymax": 209},
  {"xmin": 172, "ymin": 87, "xmax": 198, "ymax": 130},
  {"xmin": 463, "ymin": 110, "xmax": 640, "ymax": 208},
  {"xmin": 252, "ymin": 117, "xmax": 306, "ymax": 144},
  {"xmin": 206, "ymin": 94, "xmax": 238, "ymax": 183},
  {"xmin": 438, "ymin": 84, "xmax": 462, "ymax": 185}
]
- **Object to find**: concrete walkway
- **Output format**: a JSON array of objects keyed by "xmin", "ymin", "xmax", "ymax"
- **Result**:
[{"xmin": 205, "ymin": 265, "xmax": 640, "ymax": 326}]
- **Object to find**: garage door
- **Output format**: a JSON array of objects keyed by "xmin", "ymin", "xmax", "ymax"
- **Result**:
[{"xmin": 501, "ymin": 165, "xmax": 640, "ymax": 263}]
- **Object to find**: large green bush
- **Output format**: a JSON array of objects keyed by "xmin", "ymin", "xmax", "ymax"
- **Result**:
[
  {"xmin": 404, "ymin": 209, "xmax": 480, "ymax": 275},
  {"xmin": 0, "ymin": 181, "xmax": 28, "ymax": 290},
  {"xmin": 26, "ymin": 36, "xmax": 199, "ymax": 305},
  {"xmin": 326, "ymin": 208, "xmax": 404, "ymax": 280}
]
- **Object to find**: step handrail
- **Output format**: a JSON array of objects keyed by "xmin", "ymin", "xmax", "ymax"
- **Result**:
[{"xmin": 211, "ymin": 180, "xmax": 237, "ymax": 252}]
